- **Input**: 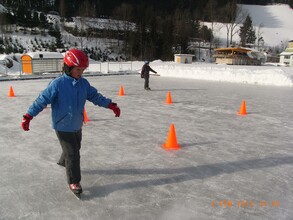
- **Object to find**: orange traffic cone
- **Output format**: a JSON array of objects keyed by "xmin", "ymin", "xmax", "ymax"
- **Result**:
[
  {"xmin": 8, "ymin": 86, "xmax": 15, "ymax": 97},
  {"xmin": 118, "ymin": 85, "xmax": 125, "ymax": 96},
  {"xmin": 162, "ymin": 124, "xmax": 181, "ymax": 150},
  {"xmin": 165, "ymin": 91, "xmax": 172, "ymax": 104},
  {"xmin": 83, "ymin": 108, "xmax": 90, "ymax": 123},
  {"xmin": 237, "ymin": 100, "xmax": 247, "ymax": 116}
]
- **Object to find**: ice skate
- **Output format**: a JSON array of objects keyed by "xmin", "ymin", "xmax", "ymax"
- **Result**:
[
  {"xmin": 69, "ymin": 183, "xmax": 82, "ymax": 199},
  {"xmin": 70, "ymin": 183, "xmax": 82, "ymax": 193},
  {"xmin": 57, "ymin": 161, "xmax": 65, "ymax": 167}
]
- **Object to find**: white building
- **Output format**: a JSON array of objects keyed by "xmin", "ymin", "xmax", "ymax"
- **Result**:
[
  {"xmin": 174, "ymin": 54, "xmax": 194, "ymax": 64},
  {"xmin": 279, "ymin": 40, "xmax": 293, "ymax": 66},
  {"xmin": 21, "ymin": 52, "xmax": 63, "ymax": 75}
]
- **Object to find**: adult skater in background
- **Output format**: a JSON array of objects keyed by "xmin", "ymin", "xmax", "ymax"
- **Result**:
[
  {"xmin": 21, "ymin": 48, "xmax": 120, "ymax": 197},
  {"xmin": 141, "ymin": 61, "xmax": 157, "ymax": 90}
]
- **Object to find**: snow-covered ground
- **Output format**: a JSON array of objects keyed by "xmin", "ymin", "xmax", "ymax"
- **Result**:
[
  {"xmin": 1, "ymin": 58, "xmax": 293, "ymax": 87},
  {"xmin": 152, "ymin": 61, "xmax": 293, "ymax": 87}
]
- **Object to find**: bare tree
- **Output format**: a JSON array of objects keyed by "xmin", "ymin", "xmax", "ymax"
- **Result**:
[
  {"xmin": 256, "ymin": 23, "xmax": 264, "ymax": 50},
  {"xmin": 222, "ymin": 1, "xmax": 247, "ymax": 47},
  {"xmin": 173, "ymin": 9, "xmax": 193, "ymax": 53},
  {"xmin": 58, "ymin": 0, "xmax": 66, "ymax": 18},
  {"xmin": 204, "ymin": 0, "xmax": 218, "ymax": 52},
  {"xmin": 76, "ymin": 0, "xmax": 96, "ymax": 49},
  {"xmin": 79, "ymin": 0, "xmax": 96, "ymax": 18}
]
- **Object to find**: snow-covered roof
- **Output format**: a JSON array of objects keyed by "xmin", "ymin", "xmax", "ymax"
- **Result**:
[
  {"xmin": 214, "ymin": 47, "xmax": 252, "ymax": 52},
  {"xmin": 285, "ymin": 48, "xmax": 293, "ymax": 52},
  {"xmin": 0, "ymin": 4, "xmax": 8, "ymax": 13},
  {"xmin": 0, "ymin": 55, "xmax": 8, "ymax": 61},
  {"xmin": 174, "ymin": 54, "xmax": 194, "ymax": 56},
  {"xmin": 280, "ymin": 51, "xmax": 293, "ymax": 56},
  {"xmin": 23, "ymin": 52, "xmax": 63, "ymax": 59}
]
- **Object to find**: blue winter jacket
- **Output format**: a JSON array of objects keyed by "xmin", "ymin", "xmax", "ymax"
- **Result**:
[{"xmin": 27, "ymin": 74, "xmax": 112, "ymax": 132}]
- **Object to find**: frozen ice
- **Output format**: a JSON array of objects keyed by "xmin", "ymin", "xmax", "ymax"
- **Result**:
[{"xmin": 1, "ymin": 73, "xmax": 293, "ymax": 219}]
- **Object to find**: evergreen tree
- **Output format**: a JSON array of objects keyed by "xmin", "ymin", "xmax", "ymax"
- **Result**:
[
  {"xmin": 24, "ymin": 10, "xmax": 32, "ymax": 27},
  {"xmin": 289, "ymin": 0, "xmax": 293, "ymax": 8},
  {"xmin": 199, "ymin": 25, "xmax": 213, "ymax": 42},
  {"xmin": 54, "ymin": 26, "xmax": 64, "ymax": 49},
  {"xmin": 39, "ymin": 12, "xmax": 47, "ymax": 29},
  {"xmin": 160, "ymin": 16, "xmax": 174, "ymax": 60},
  {"xmin": 239, "ymin": 15, "xmax": 256, "ymax": 47},
  {"xmin": 32, "ymin": 11, "xmax": 40, "ymax": 27}
]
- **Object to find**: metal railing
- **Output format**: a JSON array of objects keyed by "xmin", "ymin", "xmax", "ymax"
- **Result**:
[{"xmin": 107, "ymin": 62, "xmax": 132, "ymax": 73}]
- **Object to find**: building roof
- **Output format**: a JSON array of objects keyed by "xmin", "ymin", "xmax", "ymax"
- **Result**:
[
  {"xmin": 214, "ymin": 47, "xmax": 252, "ymax": 52},
  {"xmin": 285, "ymin": 48, "xmax": 293, "ymax": 52},
  {"xmin": 174, "ymin": 54, "xmax": 194, "ymax": 56},
  {"xmin": 280, "ymin": 51, "xmax": 293, "ymax": 55},
  {"xmin": 22, "ymin": 52, "xmax": 63, "ymax": 59},
  {"xmin": 0, "ymin": 55, "xmax": 8, "ymax": 61}
]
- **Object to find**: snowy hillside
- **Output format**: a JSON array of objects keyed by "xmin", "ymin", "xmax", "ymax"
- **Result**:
[
  {"xmin": 50, "ymin": 4, "xmax": 293, "ymax": 48},
  {"xmin": 0, "ymin": 3, "xmax": 7, "ymax": 13},
  {"xmin": 1, "ymin": 3, "xmax": 292, "ymax": 52},
  {"xmin": 204, "ymin": 4, "xmax": 293, "ymax": 47},
  {"xmin": 242, "ymin": 4, "xmax": 293, "ymax": 47}
]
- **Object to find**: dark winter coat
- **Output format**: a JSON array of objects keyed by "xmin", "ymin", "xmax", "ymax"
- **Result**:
[
  {"xmin": 141, "ymin": 64, "xmax": 157, "ymax": 79},
  {"xmin": 27, "ymin": 73, "xmax": 112, "ymax": 132}
]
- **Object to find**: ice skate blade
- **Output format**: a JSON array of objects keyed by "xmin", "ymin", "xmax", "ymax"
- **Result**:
[{"xmin": 73, "ymin": 192, "xmax": 81, "ymax": 200}]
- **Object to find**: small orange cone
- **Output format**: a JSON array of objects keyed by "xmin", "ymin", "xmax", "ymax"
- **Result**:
[
  {"xmin": 165, "ymin": 91, "xmax": 172, "ymax": 104},
  {"xmin": 237, "ymin": 100, "xmax": 247, "ymax": 116},
  {"xmin": 83, "ymin": 108, "xmax": 90, "ymax": 123},
  {"xmin": 162, "ymin": 124, "xmax": 181, "ymax": 150},
  {"xmin": 8, "ymin": 86, "xmax": 15, "ymax": 97},
  {"xmin": 118, "ymin": 85, "xmax": 125, "ymax": 96}
]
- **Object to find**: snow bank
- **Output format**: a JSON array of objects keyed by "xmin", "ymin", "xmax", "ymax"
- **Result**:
[{"xmin": 152, "ymin": 62, "xmax": 293, "ymax": 87}]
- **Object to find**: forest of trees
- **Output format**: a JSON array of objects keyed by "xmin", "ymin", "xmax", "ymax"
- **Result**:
[{"xmin": 0, "ymin": 0, "xmax": 292, "ymax": 60}]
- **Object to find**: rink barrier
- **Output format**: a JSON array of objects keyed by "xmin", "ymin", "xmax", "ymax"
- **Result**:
[{"xmin": 0, "ymin": 71, "xmax": 139, "ymax": 82}]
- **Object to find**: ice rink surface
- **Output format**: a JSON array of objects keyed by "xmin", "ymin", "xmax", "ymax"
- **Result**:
[{"xmin": 1, "ymin": 74, "xmax": 293, "ymax": 220}]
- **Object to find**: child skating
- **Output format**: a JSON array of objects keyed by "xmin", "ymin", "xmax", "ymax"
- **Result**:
[{"xmin": 21, "ymin": 48, "xmax": 121, "ymax": 198}]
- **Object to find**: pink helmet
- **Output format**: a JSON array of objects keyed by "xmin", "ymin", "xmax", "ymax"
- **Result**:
[{"xmin": 64, "ymin": 49, "xmax": 89, "ymax": 68}]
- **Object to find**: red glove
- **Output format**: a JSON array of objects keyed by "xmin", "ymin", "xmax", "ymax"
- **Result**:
[
  {"xmin": 108, "ymin": 102, "xmax": 120, "ymax": 117},
  {"xmin": 22, "ymin": 113, "xmax": 33, "ymax": 131}
]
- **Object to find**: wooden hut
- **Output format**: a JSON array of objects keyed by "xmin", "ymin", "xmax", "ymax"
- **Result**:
[
  {"xmin": 21, "ymin": 52, "xmax": 63, "ymax": 74},
  {"xmin": 174, "ymin": 54, "xmax": 194, "ymax": 64},
  {"xmin": 213, "ymin": 47, "xmax": 265, "ymax": 65}
]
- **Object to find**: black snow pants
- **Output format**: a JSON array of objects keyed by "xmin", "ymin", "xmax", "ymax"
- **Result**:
[
  {"xmin": 144, "ymin": 77, "xmax": 149, "ymax": 89},
  {"xmin": 56, "ymin": 129, "xmax": 82, "ymax": 184}
]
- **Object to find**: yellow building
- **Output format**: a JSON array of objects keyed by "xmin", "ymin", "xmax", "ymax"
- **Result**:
[{"xmin": 213, "ymin": 47, "xmax": 265, "ymax": 65}]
